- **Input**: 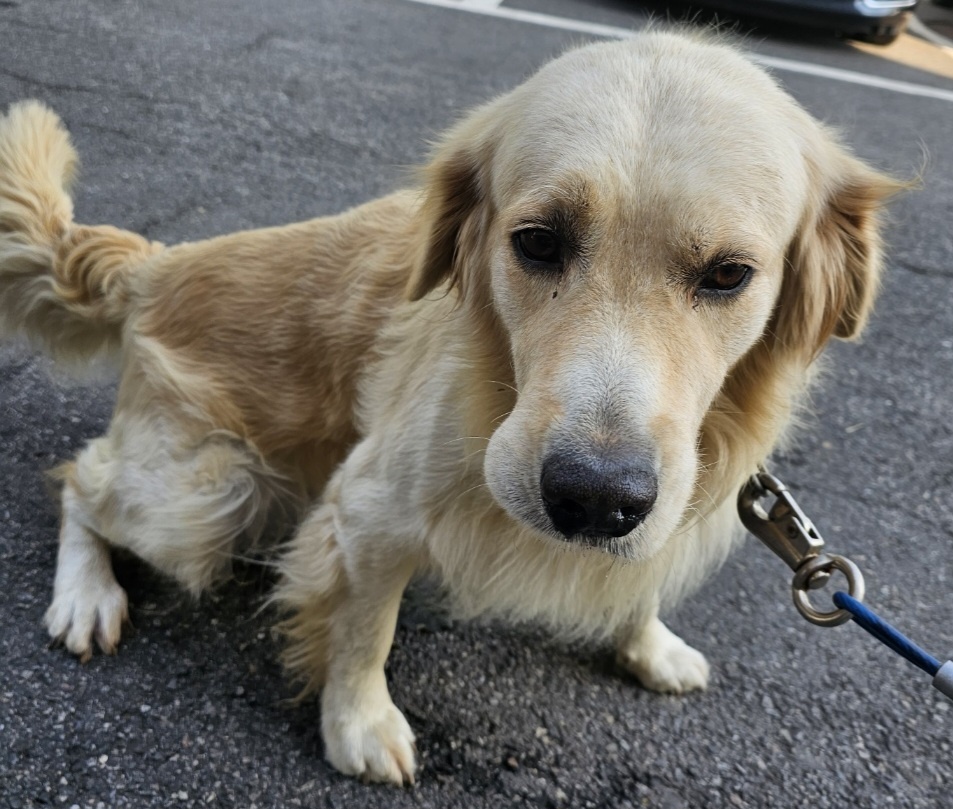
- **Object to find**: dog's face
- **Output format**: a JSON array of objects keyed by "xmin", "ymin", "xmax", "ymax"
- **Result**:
[{"xmin": 408, "ymin": 34, "xmax": 899, "ymax": 560}]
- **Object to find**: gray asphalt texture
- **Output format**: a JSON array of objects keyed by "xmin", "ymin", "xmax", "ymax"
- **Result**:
[{"xmin": 1, "ymin": 1, "xmax": 952, "ymax": 807}]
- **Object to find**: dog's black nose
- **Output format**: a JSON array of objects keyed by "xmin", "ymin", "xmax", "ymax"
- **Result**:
[{"xmin": 541, "ymin": 452, "xmax": 657, "ymax": 540}]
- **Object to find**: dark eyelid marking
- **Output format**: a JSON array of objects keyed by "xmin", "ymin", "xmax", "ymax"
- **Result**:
[
  {"xmin": 673, "ymin": 246, "xmax": 758, "ymax": 306},
  {"xmin": 513, "ymin": 207, "xmax": 572, "ymax": 237},
  {"xmin": 674, "ymin": 247, "xmax": 757, "ymax": 281},
  {"xmin": 699, "ymin": 248, "xmax": 758, "ymax": 277}
]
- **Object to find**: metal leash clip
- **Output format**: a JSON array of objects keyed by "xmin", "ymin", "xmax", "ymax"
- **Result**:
[{"xmin": 738, "ymin": 469, "xmax": 865, "ymax": 627}]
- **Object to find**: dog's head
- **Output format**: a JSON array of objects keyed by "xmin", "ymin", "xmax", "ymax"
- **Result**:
[{"xmin": 407, "ymin": 33, "xmax": 902, "ymax": 560}]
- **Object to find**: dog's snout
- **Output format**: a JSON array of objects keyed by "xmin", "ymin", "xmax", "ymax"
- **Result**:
[{"xmin": 540, "ymin": 452, "xmax": 658, "ymax": 540}]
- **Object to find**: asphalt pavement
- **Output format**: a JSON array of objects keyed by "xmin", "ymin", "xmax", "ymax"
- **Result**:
[{"xmin": 1, "ymin": 1, "xmax": 952, "ymax": 807}]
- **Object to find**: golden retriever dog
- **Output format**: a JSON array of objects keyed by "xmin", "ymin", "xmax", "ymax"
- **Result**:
[{"xmin": 0, "ymin": 31, "xmax": 899, "ymax": 785}]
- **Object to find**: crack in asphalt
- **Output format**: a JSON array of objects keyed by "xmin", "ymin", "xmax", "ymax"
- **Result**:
[
  {"xmin": 0, "ymin": 15, "xmax": 70, "ymax": 35},
  {"xmin": 0, "ymin": 66, "xmax": 99, "ymax": 95},
  {"xmin": 0, "ymin": 67, "xmax": 172, "ymax": 108},
  {"xmin": 78, "ymin": 121, "xmax": 138, "ymax": 142}
]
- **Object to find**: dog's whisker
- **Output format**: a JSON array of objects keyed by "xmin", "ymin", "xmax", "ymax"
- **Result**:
[
  {"xmin": 451, "ymin": 481, "xmax": 490, "ymax": 503},
  {"xmin": 678, "ymin": 504, "xmax": 713, "ymax": 535},
  {"xmin": 487, "ymin": 379, "xmax": 520, "ymax": 395},
  {"xmin": 438, "ymin": 436, "xmax": 492, "ymax": 447}
]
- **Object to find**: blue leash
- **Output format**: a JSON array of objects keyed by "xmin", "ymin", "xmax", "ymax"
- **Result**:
[
  {"xmin": 738, "ymin": 470, "xmax": 953, "ymax": 702},
  {"xmin": 833, "ymin": 591, "xmax": 953, "ymax": 700}
]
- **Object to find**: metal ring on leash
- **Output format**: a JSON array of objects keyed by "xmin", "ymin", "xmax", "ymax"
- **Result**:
[{"xmin": 791, "ymin": 553, "xmax": 865, "ymax": 627}]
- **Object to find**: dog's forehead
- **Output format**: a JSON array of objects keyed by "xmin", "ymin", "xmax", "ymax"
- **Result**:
[
  {"xmin": 516, "ymin": 36, "xmax": 800, "ymax": 143},
  {"xmin": 491, "ymin": 36, "xmax": 811, "ymax": 236}
]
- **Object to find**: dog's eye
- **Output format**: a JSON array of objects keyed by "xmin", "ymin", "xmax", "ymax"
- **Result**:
[
  {"xmin": 699, "ymin": 263, "xmax": 751, "ymax": 294},
  {"xmin": 514, "ymin": 228, "xmax": 562, "ymax": 268}
]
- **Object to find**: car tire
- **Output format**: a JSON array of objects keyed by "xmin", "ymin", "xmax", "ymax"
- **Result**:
[{"xmin": 850, "ymin": 25, "xmax": 904, "ymax": 45}]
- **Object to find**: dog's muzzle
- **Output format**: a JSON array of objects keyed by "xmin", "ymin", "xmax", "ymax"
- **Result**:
[{"xmin": 540, "ymin": 450, "xmax": 658, "ymax": 541}]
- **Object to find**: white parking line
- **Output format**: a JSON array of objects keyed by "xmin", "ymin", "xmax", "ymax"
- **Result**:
[
  {"xmin": 406, "ymin": 0, "xmax": 649, "ymax": 40},
  {"xmin": 403, "ymin": 0, "xmax": 953, "ymax": 104}
]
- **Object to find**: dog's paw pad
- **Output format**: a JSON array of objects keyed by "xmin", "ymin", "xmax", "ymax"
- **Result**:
[
  {"xmin": 44, "ymin": 582, "xmax": 129, "ymax": 661},
  {"xmin": 323, "ymin": 701, "xmax": 417, "ymax": 785},
  {"xmin": 617, "ymin": 619, "xmax": 710, "ymax": 695}
]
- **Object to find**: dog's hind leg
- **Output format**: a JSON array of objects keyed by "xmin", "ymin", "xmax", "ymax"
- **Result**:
[
  {"xmin": 45, "ymin": 476, "xmax": 129, "ymax": 662},
  {"xmin": 45, "ymin": 423, "xmax": 291, "ymax": 659}
]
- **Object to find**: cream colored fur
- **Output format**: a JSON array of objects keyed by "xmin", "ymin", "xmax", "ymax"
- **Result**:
[{"xmin": 0, "ymin": 32, "xmax": 901, "ymax": 786}]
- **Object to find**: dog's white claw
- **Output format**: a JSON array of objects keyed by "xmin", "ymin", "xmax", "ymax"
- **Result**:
[
  {"xmin": 44, "ymin": 580, "xmax": 129, "ymax": 662},
  {"xmin": 322, "ymin": 691, "xmax": 417, "ymax": 785},
  {"xmin": 617, "ymin": 617, "xmax": 710, "ymax": 695}
]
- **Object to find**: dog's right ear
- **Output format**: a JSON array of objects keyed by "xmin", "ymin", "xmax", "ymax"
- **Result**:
[{"xmin": 405, "ymin": 119, "xmax": 495, "ymax": 303}]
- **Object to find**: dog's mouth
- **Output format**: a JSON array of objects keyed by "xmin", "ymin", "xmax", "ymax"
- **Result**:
[
  {"xmin": 537, "ymin": 517, "xmax": 642, "ymax": 558},
  {"xmin": 549, "ymin": 526, "xmax": 635, "ymax": 555},
  {"xmin": 501, "ymin": 495, "xmax": 643, "ymax": 559},
  {"xmin": 542, "ymin": 496, "xmax": 649, "ymax": 540}
]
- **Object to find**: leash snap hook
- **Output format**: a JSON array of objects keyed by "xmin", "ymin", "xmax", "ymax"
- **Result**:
[
  {"xmin": 738, "ymin": 469, "xmax": 865, "ymax": 626},
  {"xmin": 737, "ymin": 470, "xmax": 825, "ymax": 574}
]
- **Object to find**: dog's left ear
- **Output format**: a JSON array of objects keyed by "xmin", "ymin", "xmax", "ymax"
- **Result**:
[
  {"xmin": 699, "ymin": 149, "xmax": 905, "ymax": 505},
  {"xmin": 406, "ymin": 110, "xmax": 497, "ymax": 303},
  {"xmin": 776, "ymin": 148, "xmax": 906, "ymax": 359}
]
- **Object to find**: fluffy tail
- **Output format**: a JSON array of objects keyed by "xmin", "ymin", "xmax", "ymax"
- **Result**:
[{"xmin": 0, "ymin": 101, "xmax": 161, "ymax": 366}]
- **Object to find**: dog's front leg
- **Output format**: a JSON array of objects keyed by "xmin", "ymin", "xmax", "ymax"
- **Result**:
[
  {"xmin": 320, "ymin": 546, "xmax": 417, "ymax": 785},
  {"xmin": 277, "ymin": 469, "xmax": 419, "ymax": 785},
  {"xmin": 615, "ymin": 603, "xmax": 710, "ymax": 695}
]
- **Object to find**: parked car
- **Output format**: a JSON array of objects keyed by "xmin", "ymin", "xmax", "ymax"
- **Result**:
[{"xmin": 699, "ymin": 0, "xmax": 918, "ymax": 44}]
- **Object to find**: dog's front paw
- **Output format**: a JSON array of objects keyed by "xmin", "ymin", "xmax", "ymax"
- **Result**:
[
  {"xmin": 44, "ymin": 579, "xmax": 129, "ymax": 663},
  {"xmin": 616, "ymin": 616, "xmax": 710, "ymax": 694},
  {"xmin": 322, "ymin": 685, "xmax": 416, "ymax": 785}
]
